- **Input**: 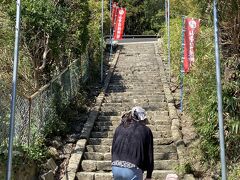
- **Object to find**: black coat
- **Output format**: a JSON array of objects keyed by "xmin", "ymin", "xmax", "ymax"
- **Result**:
[{"xmin": 111, "ymin": 120, "xmax": 154, "ymax": 178}]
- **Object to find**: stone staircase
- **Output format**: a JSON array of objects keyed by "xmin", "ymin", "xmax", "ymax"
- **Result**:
[{"xmin": 76, "ymin": 43, "xmax": 179, "ymax": 180}]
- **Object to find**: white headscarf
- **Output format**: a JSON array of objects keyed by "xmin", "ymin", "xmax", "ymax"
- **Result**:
[{"xmin": 131, "ymin": 106, "xmax": 146, "ymax": 121}]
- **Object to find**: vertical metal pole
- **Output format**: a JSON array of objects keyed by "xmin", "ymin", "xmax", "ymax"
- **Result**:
[
  {"xmin": 109, "ymin": 0, "xmax": 112, "ymax": 36},
  {"xmin": 165, "ymin": 0, "xmax": 167, "ymax": 35},
  {"xmin": 213, "ymin": 1, "xmax": 227, "ymax": 179},
  {"xmin": 101, "ymin": 0, "xmax": 104, "ymax": 83},
  {"xmin": 109, "ymin": 0, "xmax": 113, "ymax": 61},
  {"xmin": 180, "ymin": 16, "xmax": 185, "ymax": 112},
  {"xmin": 6, "ymin": 0, "xmax": 21, "ymax": 179},
  {"xmin": 167, "ymin": 0, "xmax": 171, "ymax": 82}
]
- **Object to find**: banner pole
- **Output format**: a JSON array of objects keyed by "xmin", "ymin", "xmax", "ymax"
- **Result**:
[
  {"xmin": 6, "ymin": 0, "xmax": 21, "ymax": 179},
  {"xmin": 180, "ymin": 16, "xmax": 185, "ymax": 112},
  {"xmin": 110, "ymin": 4, "xmax": 117, "ymax": 62},
  {"xmin": 167, "ymin": 0, "xmax": 171, "ymax": 82},
  {"xmin": 109, "ymin": 0, "xmax": 113, "ymax": 61},
  {"xmin": 109, "ymin": 0, "xmax": 112, "ymax": 37},
  {"xmin": 213, "ymin": 0, "xmax": 227, "ymax": 179},
  {"xmin": 101, "ymin": 0, "xmax": 104, "ymax": 83},
  {"xmin": 165, "ymin": 0, "xmax": 167, "ymax": 35}
]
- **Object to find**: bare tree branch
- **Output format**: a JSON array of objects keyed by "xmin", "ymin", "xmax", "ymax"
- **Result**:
[{"xmin": 38, "ymin": 33, "xmax": 50, "ymax": 71}]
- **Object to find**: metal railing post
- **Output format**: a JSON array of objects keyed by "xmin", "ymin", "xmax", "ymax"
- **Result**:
[
  {"xmin": 6, "ymin": 0, "xmax": 21, "ymax": 179},
  {"xmin": 213, "ymin": 0, "xmax": 227, "ymax": 179}
]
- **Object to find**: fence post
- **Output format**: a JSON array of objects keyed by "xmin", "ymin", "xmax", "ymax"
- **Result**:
[{"xmin": 27, "ymin": 98, "xmax": 32, "ymax": 147}]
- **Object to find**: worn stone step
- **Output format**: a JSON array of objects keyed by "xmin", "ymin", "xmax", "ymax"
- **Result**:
[
  {"xmin": 86, "ymin": 144, "xmax": 176, "ymax": 154},
  {"xmin": 84, "ymin": 152, "xmax": 178, "ymax": 161},
  {"xmin": 94, "ymin": 119, "xmax": 171, "ymax": 127},
  {"xmin": 92, "ymin": 124, "xmax": 171, "ymax": 132},
  {"xmin": 76, "ymin": 170, "xmax": 177, "ymax": 180},
  {"xmin": 108, "ymin": 82, "xmax": 163, "ymax": 87},
  {"xmin": 105, "ymin": 94, "xmax": 165, "ymax": 99},
  {"xmin": 104, "ymin": 96, "xmax": 166, "ymax": 103},
  {"xmin": 110, "ymin": 76, "xmax": 162, "ymax": 80},
  {"xmin": 107, "ymin": 87, "xmax": 163, "ymax": 92},
  {"xmin": 110, "ymin": 74, "xmax": 161, "ymax": 78},
  {"xmin": 101, "ymin": 102, "xmax": 167, "ymax": 107},
  {"xmin": 88, "ymin": 137, "xmax": 173, "ymax": 146},
  {"xmin": 97, "ymin": 113, "xmax": 170, "ymax": 121},
  {"xmin": 113, "ymin": 71, "xmax": 160, "ymax": 75},
  {"xmin": 80, "ymin": 160, "xmax": 178, "ymax": 172},
  {"xmin": 110, "ymin": 77, "xmax": 162, "ymax": 80},
  {"xmin": 90, "ymin": 130, "xmax": 171, "ymax": 138},
  {"xmin": 99, "ymin": 109, "xmax": 169, "ymax": 116},
  {"xmin": 101, "ymin": 103, "xmax": 168, "ymax": 112},
  {"xmin": 109, "ymin": 80, "xmax": 162, "ymax": 84},
  {"xmin": 104, "ymin": 92, "xmax": 165, "ymax": 97},
  {"xmin": 100, "ymin": 106, "xmax": 167, "ymax": 115},
  {"xmin": 108, "ymin": 84, "xmax": 162, "ymax": 89},
  {"xmin": 104, "ymin": 97, "xmax": 166, "ymax": 103},
  {"xmin": 96, "ymin": 114, "xmax": 170, "ymax": 122},
  {"xmin": 106, "ymin": 90, "xmax": 165, "ymax": 94},
  {"xmin": 95, "ymin": 114, "xmax": 171, "ymax": 126}
]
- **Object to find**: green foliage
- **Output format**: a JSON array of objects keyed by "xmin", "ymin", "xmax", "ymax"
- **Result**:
[
  {"xmin": 175, "ymin": 162, "xmax": 194, "ymax": 176},
  {"xmin": 115, "ymin": 0, "xmax": 165, "ymax": 34},
  {"xmin": 0, "ymin": 0, "xmax": 109, "ymax": 93},
  {"xmin": 161, "ymin": 0, "xmax": 240, "ymax": 176},
  {"xmin": 229, "ymin": 163, "xmax": 240, "ymax": 180},
  {"xmin": 0, "ymin": 137, "xmax": 48, "ymax": 165},
  {"xmin": 0, "ymin": 138, "xmax": 47, "ymax": 179}
]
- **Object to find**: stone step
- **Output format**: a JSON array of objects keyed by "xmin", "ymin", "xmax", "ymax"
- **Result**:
[
  {"xmin": 101, "ymin": 102, "xmax": 167, "ymax": 108},
  {"xmin": 110, "ymin": 75, "xmax": 161, "ymax": 78},
  {"xmin": 108, "ymin": 82, "xmax": 163, "ymax": 86},
  {"xmin": 99, "ymin": 109, "xmax": 169, "ymax": 116},
  {"xmin": 105, "ymin": 94, "xmax": 166, "ymax": 100},
  {"xmin": 100, "ymin": 105, "xmax": 167, "ymax": 114},
  {"xmin": 101, "ymin": 104, "xmax": 168, "ymax": 111},
  {"xmin": 80, "ymin": 160, "xmax": 179, "ymax": 172},
  {"xmin": 110, "ymin": 75, "xmax": 162, "ymax": 80},
  {"xmin": 109, "ymin": 83, "xmax": 163, "ymax": 87},
  {"xmin": 90, "ymin": 130, "xmax": 171, "ymax": 139},
  {"xmin": 88, "ymin": 137, "xmax": 173, "ymax": 146},
  {"xmin": 106, "ymin": 90, "xmax": 165, "ymax": 94},
  {"xmin": 77, "ymin": 170, "xmax": 177, "ymax": 180},
  {"xmin": 86, "ymin": 144, "xmax": 177, "ymax": 154},
  {"xmin": 113, "ymin": 71, "xmax": 161, "ymax": 74},
  {"xmin": 110, "ymin": 73, "xmax": 161, "ymax": 77},
  {"xmin": 110, "ymin": 79, "xmax": 162, "ymax": 83},
  {"xmin": 92, "ymin": 124, "xmax": 171, "ymax": 132},
  {"xmin": 83, "ymin": 152, "xmax": 178, "ymax": 161},
  {"xmin": 95, "ymin": 119, "xmax": 171, "ymax": 127},
  {"xmin": 108, "ymin": 84, "xmax": 162, "ymax": 88},
  {"xmin": 107, "ymin": 87, "xmax": 163, "ymax": 92},
  {"xmin": 104, "ymin": 92, "xmax": 165, "ymax": 97},
  {"xmin": 98, "ymin": 112, "xmax": 170, "ymax": 121},
  {"xmin": 103, "ymin": 96, "xmax": 166, "ymax": 103}
]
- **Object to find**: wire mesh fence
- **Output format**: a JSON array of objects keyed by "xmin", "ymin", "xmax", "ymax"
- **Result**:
[{"xmin": 0, "ymin": 53, "xmax": 90, "ymax": 147}]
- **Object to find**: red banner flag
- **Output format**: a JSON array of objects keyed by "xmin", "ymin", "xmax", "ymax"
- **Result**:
[
  {"xmin": 184, "ymin": 18, "xmax": 200, "ymax": 73},
  {"xmin": 113, "ymin": 8, "xmax": 126, "ymax": 40},
  {"xmin": 111, "ymin": 2, "xmax": 118, "ymax": 26}
]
